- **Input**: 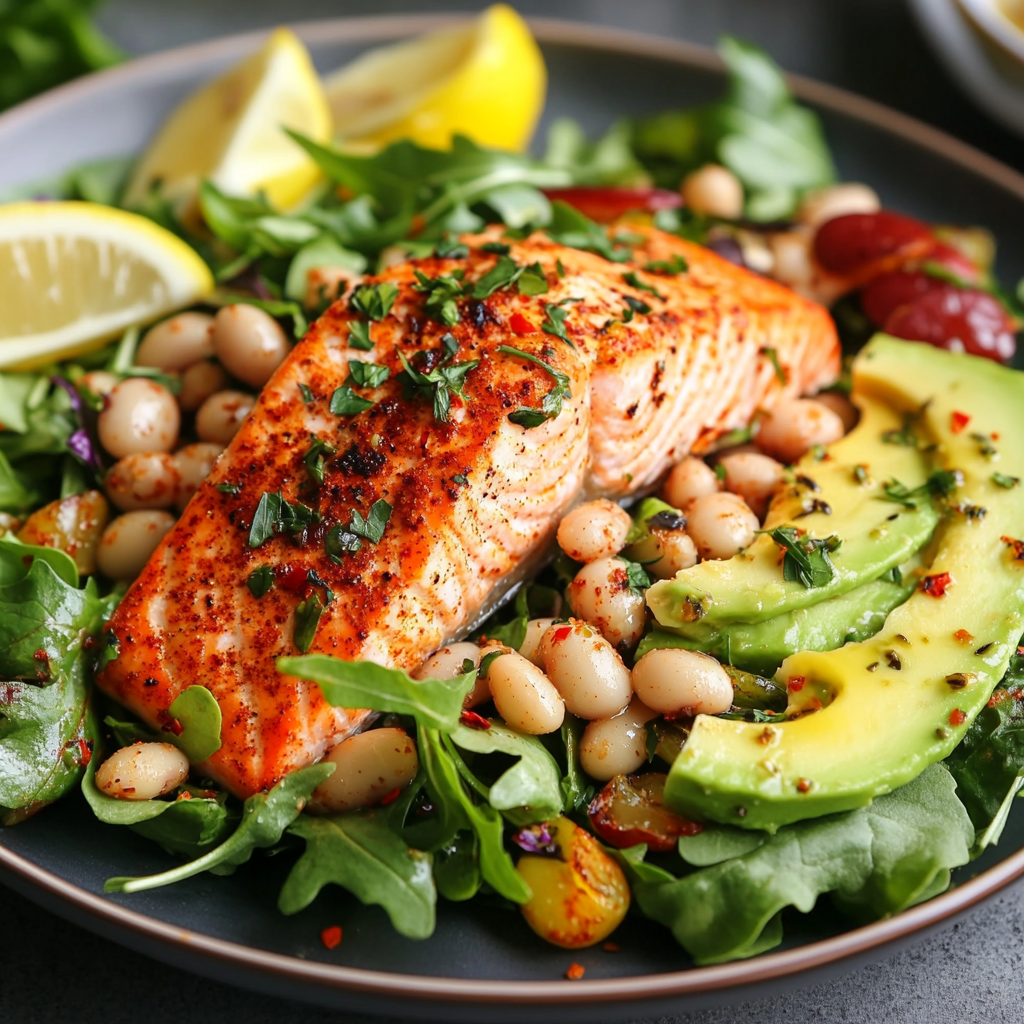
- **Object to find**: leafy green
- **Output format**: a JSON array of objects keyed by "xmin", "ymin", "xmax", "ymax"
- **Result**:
[
  {"xmin": 765, "ymin": 526, "xmax": 840, "ymax": 589},
  {"xmin": 278, "ymin": 655, "xmax": 475, "ymax": 731},
  {"xmin": 346, "ymin": 359, "xmax": 390, "ymax": 389},
  {"xmin": 167, "ymin": 685, "xmax": 222, "ymax": 762},
  {"xmin": 329, "ymin": 386, "xmax": 374, "ymax": 416},
  {"xmin": 626, "ymin": 765, "xmax": 971, "ymax": 964},
  {"xmin": 247, "ymin": 492, "xmax": 316, "ymax": 548},
  {"xmin": 348, "ymin": 498, "xmax": 392, "ymax": 544},
  {"xmin": 293, "ymin": 592, "xmax": 325, "ymax": 653},
  {"xmin": 284, "ymin": 235, "xmax": 365, "ymax": 304},
  {"xmin": 433, "ymin": 831, "xmax": 482, "ymax": 901},
  {"xmin": 497, "ymin": 345, "xmax": 572, "ymax": 428},
  {"xmin": 480, "ymin": 586, "xmax": 530, "ymax": 649},
  {"xmin": 398, "ymin": 346, "xmax": 479, "ymax": 423},
  {"xmin": 279, "ymin": 809, "xmax": 436, "ymax": 938},
  {"xmin": 543, "ymin": 117, "xmax": 645, "ymax": 186},
  {"xmin": 104, "ymin": 763, "xmax": 333, "ymax": 893}
]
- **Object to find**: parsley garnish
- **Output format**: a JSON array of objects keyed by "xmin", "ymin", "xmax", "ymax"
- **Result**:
[
  {"xmin": 217, "ymin": 482, "xmax": 241, "ymax": 495},
  {"xmin": 767, "ymin": 526, "xmax": 840, "ymax": 589},
  {"xmin": 993, "ymin": 473, "xmax": 1020, "ymax": 488},
  {"xmin": 480, "ymin": 242, "xmax": 511, "ymax": 255},
  {"xmin": 453, "ymin": 474, "xmax": 469, "ymax": 486},
  {"xmin": 347, "ymin": 359, "xmax": 390, "ymax": 389},
  {"xmin": 882, "ymin": 470, "xmax": 963, "ymax": 508},
  {"xmin": 329, "ymin": 386, "xmax": 374, "ymax": 416},
  {"xmin": 398, "ymin": 345, "xmax": 479, "ymax": 423},
  {"xmin": 516, "ymin": 262, "xmax": 548, "ymax": 296},
  {"xmin": 247, "ymin": 565, "xmax": 275, "ymax": 598},
  {"xmin": 644, "ymin": 254, "xmax": 689, "ymax": 275},
  {"xmin": 622, "ymin": 270, "xmax": 665, "ymax": 300},
  {"xmin": 762, "ymin": 346, "xmax": 786, "ymax": 384},
  {"xmin": 298, "ymin": 383, "xmax": 314, "ymax": 405},
  {"xmin": 435, "ymin": 235, "xmax": 470, "ymax": 259},
  {"xmin": 325, "ymin": 524, "xmax": 363, "ymax": 559},
  {"xmin": 413, "ymin": 269, "xmax": 466, "ymax": 325},
  {"xmin": 882, "ymin": 411, "xmax": 921, "ymax": 447},
  {"xmin": 303, "ymin": 438, "xmax": 336, "ymax": 485},
  {"xmin": 541, "ymin": 301, "xmax": 573, "ymax": 346},
  {"xmin": 497, "ymin": 345, "xmax": 572, "ymax": 428},
  {"xmin": 352, "ymin": 282, "xmax": 399, "ymax": 321},
  {"xmin": 294, "ymin": 592, "xmax": 325, "ymax": 653},
  {"xmin": 348, "ymin": 320, "xmax": 374, "ymax": 351},
  {"xmin": 555, "ymin": 258, "xmax": 566, "ymax": 278},
  {"xmin": 714, "ymin": 462, "xmax": 727, "ymax": 482},
  {"xmin": 349, "ymin": 499, "xmax": 392, "ymax": 544},
  {"xmin": 472, "ymin": 255, "xmax": 522, "ymax": 298},
  {"xmin": 623, "ymin": 295, "xmax": 651, "ymax": 317},
  {"xmin": 619, "ymin": 558, "xmax": 651, "ymax": 595},
  {"xmin": 248, "ymin": 492, "xmax": 316, "ymax": 548}
]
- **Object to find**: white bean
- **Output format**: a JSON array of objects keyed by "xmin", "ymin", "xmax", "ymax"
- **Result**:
[
  {"xmin": 212, "ymin": 304, "xmax": 290, "ymax": 389},
  {"xmin": 769, "ymin": 231, "xmax": 813, "ymax": 290},
  {"xmin": 95, "ymin": 742, "xmax": 189, "ymax": 801},
  {"xmin": 414, "ymin": 641, "xmax": 486, "ymax": 708},
  {"xmin": 812, "ymin": 391, "xmax": 859, "ymax": 433},
  {"xmin": 644, "ymin": 528, "xmax": 699, "ymax": 580},
  {"xmin": 718, "ymin": 452, "xmax": 785, "ymax": 521},
  {"xmin": 172, "ymin": 442, "xmax": 223, "ymax": 511},
  {"xmin": 756, "ymin": 398, "xmax": 845, "ymax": 465},
  {"xmin": 488, "ymin": 648, "xmax": 564, "ymax": 735},
  {"xmin": 137, "ymin": 312, "xmax": 215, "ymax": 371},
  {"xmin": 195, "ymin": 390, "xmax": 254, "ymax": 445},
  {"xmin": 538, "ymin": 620, "xmax": 631, "ymax": 720},
  {"xmin": 681, "ymin": 164, "xmax": 744, "ymax": 220},
  {"xmin": 80, "ymin": 370, "xmax": 119, "ymax": 397},
  {"xmin": 631, "ymin": 648, "xmax": 733, "ymax": 716},
  {"xmin": 568, "ymin": 557, "xmax": 646, "ymax": 651},
  {"xmin": 309, "ymin": 728, "xmax": 419, "ymax": 814},
  {"xmin": 96, "ymin": 510, "xmax": 175, "ymax": 580},
  {"xmin": 797, "ymin": 183, "xmax": 880, "ymax": 228},
  {"xmin": 178, "ymin": 360, "xmax": 228, "ymax": 413},
  {"xmin": 579, "ymin": 698, "xmax": 657, "ymax": 782},
  {"xmin": 685, "ymin": 491, "xmax": 759, "ymax": 560},
  {"xmin": 97, "ymin": 378, "xmax": 180, "ymax": 459},
  {"xmin": 663, "ymin": 457, "xmax": 720, "ymax": 509},
  {"xmin": 520, "ymin": 617, "xmax": 557, "ymax": 666},
  {"xmin": 105, "ymin": 453, "xmax": 181, "ymax": 512},
  {"xmin": 556, "ymin": 499, "xmax": 632, "ymax": 563}
]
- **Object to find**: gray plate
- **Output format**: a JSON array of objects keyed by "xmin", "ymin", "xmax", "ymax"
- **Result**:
[{"xmin": 3, "ymin": 15, "xmax": 1024, "ymax": 1023}]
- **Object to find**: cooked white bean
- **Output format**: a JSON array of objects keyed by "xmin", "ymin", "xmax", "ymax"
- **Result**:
[
  {"xmin": 212, "ymin": 304, "xmax": 290, "ymax": 389},
  {"xmin": 95, "ymin": 742, "xmax": 189, "ymax": 801},
  {"xmin": 195, "ymin": 390, "xmax": 254, "ymax": 445},
  {"xmin": 81, "ymin": 370, "xmax": 119, "ymax": 397},
  {"xmin": 178, "ymin": 360, "xmax": 228, "ymax": 412},
  {"xmin": 97, "ymin": 378, "xmax": 180, "ymax": 459},
  {"xmin": 756, "ymin": 398, "xmax": 845, "ymax": 465},
  {"xmin": 644, "ymin": 528, "xmax": 699, "ymax": 580},
  {"xmin": 538, "ymin": 620, "xmax": 631, "ymax": 720},
  {"xmin": 520, "ymin": 617, "xmax": 557, "ymax": 666},
  {"xmin": 96, "ymin": 510, "xmax": 175, "ymax": 580},
  {"xmin": 812, "ymin": 391, "xmax": 859, "ymax": 433},
  {"xmin": 797, "ymin": 182, "xmax": 880, "ymax": 228},
  {"xmin": 718, "ymin": 452, "xmax": 785, "ymax": 521},
  {"xmin": 172, "ymin": 442, "xmax": 223, "ymax": 511},
  {"xmin": 556, "ymin": 499, "xmax": 632, "ymax": 563},
  {"xmin": 105, "ymin": 453, "xmax": 181, "ymax": 512},
  {"xmin": 681, "ymin": 164, "xmax": 744, "ymax": 220},
  {"xmin": 568, "ymin": 557, "xmax": 646, "ymax": 651},
  {"xmin": 137, "ymin": 312, "xmax": 215, "ymax": 371},
  {"xmin": 663, "ymin": 457, "xmax": 720, "ymax": 509},
  {"xmin": 309, "ymin": 728, "xmax": 419, "ymax": 814},
  {"xmin": 631, "ymin": 648, "xmax": 733, "ymax": 716},
  {"xmin": 736, "ymin": 229, "xmax": 774, "ymax": 275},
  {"xmin": 579, "ymin": 698, "xmax": 657, "ymax": 782},
  {"xmin": 487, "ymin": 648, "xmax": 564, "ymax": 735},
  {"xmin": 414, "ymin": 641, "xmax": 486, "ymax": 708},
  {"xmin": 685, "ymin": 491, "xmax": 759, "ymax": 560},
  {"xmin": 769, "ymin": 231, "xmax": 813, "ymax": 290}
]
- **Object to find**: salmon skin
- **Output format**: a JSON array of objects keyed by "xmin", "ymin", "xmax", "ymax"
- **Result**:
[{"xmin": 96, "ymin": 226, "xmax": 839, "ymax": 797}]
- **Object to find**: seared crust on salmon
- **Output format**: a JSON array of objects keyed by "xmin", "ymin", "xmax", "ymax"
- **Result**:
[{"xmin": 96, "ymin": 227, "xmax": 839, "ymax": 797}]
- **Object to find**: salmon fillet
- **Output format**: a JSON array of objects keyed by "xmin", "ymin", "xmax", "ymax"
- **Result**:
[{"xmin": 96, "ymin": 227, "xmax": 839, "ymax": 797}]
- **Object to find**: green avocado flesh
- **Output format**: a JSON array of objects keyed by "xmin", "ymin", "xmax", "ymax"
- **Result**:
[
  {"xmin": 646, "ymin": 393, "xmax": 941, "ymax": 631},
  {"xmin": 663, "ymin": 335, "xmax": 1024, "ymax": 832}
]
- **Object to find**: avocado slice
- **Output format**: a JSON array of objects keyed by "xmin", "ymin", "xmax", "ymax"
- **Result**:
[
  {"xmin": 664, "ymin": 336, "xmax": 1024, "ymax": 832},
  {"xmin": 636, "ymin": 566, "xmax": 914, "ymax": 676},
  {"xmin": 646, "ymin": 393, "xmax": 940, "ymax": 631}
]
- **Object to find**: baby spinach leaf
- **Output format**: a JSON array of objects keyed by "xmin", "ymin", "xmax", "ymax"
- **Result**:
[
  {"xmin": 677, "ymin": 826, "xmax": 767, "ymax": 866},
  {"xmin": 104, "ymin": 763, "xmax": 334, "ymax": 893},
  {"xmin": 167, "ymin": 685, "xmax": 222, "ymax": 762},
  {"xmin": 277, "ymin": 655, "xmax": 475, "ymax": 731},
  {"xmin": 279, "ymin": 810, "xmax": 436, "ymax": 939},
  {"xmin": 478, "ymin": 586, "xmax": 530, "ymax": 650}
]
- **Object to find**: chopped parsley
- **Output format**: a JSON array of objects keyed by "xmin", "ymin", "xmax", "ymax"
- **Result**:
[
  {"xmin": 714, "ymin": 462, "xmax": 727, "ymax": 482},
  {"xmin": 644, "ymin": 254, "xmax": 689, "ymax": 275},
  {"xmin": 762, "ymin": 346, "xmax": 786, "ymax": 385},
  {"xmin": 347, "ymin": 359, "xmax": 390, "ymax": 389},
  {"xmin": 622, "ymin": 270, "xmax": 665, "ymax": 300},
  {"xmin": 298, "ymin": 383, "xmax": 315, "ymax": 404},
  {"xmin": 623, "ymin": 295, "xmax": 651, "ymax": 317},
  {"xmin": 882, "ymin": 469, "xmax": 963, "ymax": 508},
  {"xmin": 247, "ymin": 565, "xmax": 275, "ymax": 598},
  {"xmin": 398, "ymin": 345, "xmax": 479, "ymax": 423},
  {"xmin": 480, "ymin": 241, "xmax": 511, "ymax": 255},
  {"xmin": 348, "ymin": 320, "xmax": 374, "ymax": 351},
  {"xmin": 767, "ymin": 526, "xmax": 840, "ymax": 589},
  {"xmin": 993, "ymin": 472, "xmax": 1020, "ymax": 488},
  {"xmin": 435, "ymin": 235, "xmax": 470, "ymax": 259},
  {"xmin": 293, "ymin": 592, "xmax": 325, "ymax": 653},
  {"xmin": 350, "ymin": 498, "xmax": 393, "ymax": 545},
  {"xmin": 352, "ymin": 282, "xmax": 399, "ymax": 321},
  {"xmin": 329, "ymin": 386, "xmax": 374, "ymax": 416},
  {"xmin": 541, "ymin": 301, "xmax": 573, "ymax": 346},
  {"xmin": 497, "ymin": 345, "xmax": 573, "ymax": 428},
  {"xmin": 248, "ymin": 492, "xmax": 317, "ymax": 548},
  {"xmin": 324, "ymin": 524, "xmax": 363, "ymax": 559},
  {"xmin": 471, "ymin": 255, "xmax": 521, "ymax": 298},
  {"xmin": 516, "ymin": 262, "xmax": 549, "ymax": 296},
  {"xmin": 413, "ymin": 268, "xmax": 466, "ymax": 325},
  {"xmin": 217, "ymin": 482, "xmax": 241, "ymax": 495},
  {"xmin": 303, "ymin": 438, "xmax": 336, "ymax": 485},
  {"xmin": 881, "ymin": 411, "xmax": 921, "ymax": 447},
  {"xmin": 620, "ymin": 558, "xmax": 651, "ymax": 595}
]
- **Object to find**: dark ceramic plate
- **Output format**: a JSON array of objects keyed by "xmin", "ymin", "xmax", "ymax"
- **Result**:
[{"xmin": 3, "ymin": 15, "xmax": 1024, "ymax": 1023}]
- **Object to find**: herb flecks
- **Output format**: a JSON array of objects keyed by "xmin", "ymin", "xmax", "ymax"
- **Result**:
[
  {"xmin": 329, "ymin": 386, "xmax": 374, "ymax": 416},
  {"xmin": 413, "ymin": 269, "xmax": 466, "ymax": 325},
  {"xmin": 352, "ymin": 283, "xmax": 399, "ymax": 321},
  {"xmin": 347, "ymin": 359, "xmax": 390, "ymax": 389},
  {"xmin": 398, "ymin": 343, "xmax": 479, "ymax": 423},
  {"xmin": 497, "ymin": 345, "xmax": 572, "ymax": 428},
  {"xmin": 767, "ymin": 525, "xmax": 840, "ymax": 589},
  {"xmin": 761, "ymin": 346, "xmax": 786, "ymax": 385},
  {"xmin": 644, "ymin": 254, "xmax": 689, "ymax": 275},
  {"xmin": 248, "ymin": 492, "xmax": 317, "ymax": 548},
  {"xmin": 303, "ymin": 438, "xmax": 336, "ymax": 485},
  {"xmin": 541, "ymin": 301, "xmax": 574, "ymax": 347},
  {"xmin": 622, "ymin": 270, "xmax": 665, "ymax": 300}
]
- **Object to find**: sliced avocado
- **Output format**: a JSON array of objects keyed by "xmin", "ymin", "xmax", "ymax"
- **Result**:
[
  {"xmin": 637, "ymin": 567, "xmax": 915, "ymax": 676},
  {"xmin": 665, "ymin": 335, "xmax": 1024, "ymax": 831},
  {"xmin": 646, "ymin": 393, "xmax": 940, "ymax": 631}
]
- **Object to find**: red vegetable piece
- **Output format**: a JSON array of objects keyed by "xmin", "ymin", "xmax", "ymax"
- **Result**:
[
  {"xmin": 588, "ymin": 772, "xmax": 702, "ymax": 853},
  {"xmin": 860, "ymin": 271, "xmax": 944, "ymax": 328},
  {"xmin": 928, "ymin": 241, "xmax": 981, "ymax": 284},
  {"xmin": 543, "ymin": 187, "xmax": 682, "ymax": 224},
  {"xmin": 509, "ymin": 312, "xmax": 535, "ymax": 335},
  {"xmin": 813, "ymin": 211, "xmax": 935, "ymax": 279},
  {"xmin": 883, "ymin": 287, "xmax": 1016, "ymax": 363}
]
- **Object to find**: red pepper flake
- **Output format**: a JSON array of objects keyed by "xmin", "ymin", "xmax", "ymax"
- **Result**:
[
  {"xmin": 993, "ymin": 432, "xmax": 1001, "ymax": 440},
  {"xmin": 379, "ymin": 787, "xmax": 402, "ymax": 806},
  {"xmin": 176, "ymin": 790, "xmax": 193, "ymax": 801},
  {"xmin": 321, "ymin": 925, "xmax": 343, "ymax": 950},
  {"xmin": 950, "ymin": 410, "xmax": 971, "ymax": 434},
  {"xmin": 162, "ymin": 718, "xmax": 184, "ymax": 736},
  {"xmin": 459, "ymin": 709, "xmax": 492, "ymax": 730},
  {"xmin": 0, "ymin": 683, "xmax": 16, "ymax": 705},
  {"xmin": 602, "ymin": 942, "xmax": 620, "ymax": 953},
  {"xmin": 77, "ymin": 738, "xmax": 92, "ymax": 766},
  {"xmin": 510, "ymin": 313, "xmax": 536, "ymax": 336},
  {"xmin": 565, "ymin": 963, "xmax": 586, "ymax": 980},
  {"xmin": 919, "ymin": 572, "xmax": 952, "ymax": 597},
  {"xmin": 953, "ymin": 629, "xmax": 974, "ymax": 644},
  {"xmin": 1002, "ymin": 536, "xmax": 1024, "ymax": 561},
  {"xmin": 787, "ymin": 676, "xmax": 806, "ymax": 692},
  {"xmin": 796, "ymin": 778, "xmax": 813, "ymax": 793},
  {"xmin": 949, "ymin": 709, "xmax": 967, "ymax": 726},
  {"xmin": 989, "ymin": 691, "xmax": 1011, "ymax": 708},
  {"xmin": 277, "ymin": 565, "xmax": 309, "ymax": 593},
  {"xmin": 552, "ymin": 625, "xmax": 573, "ymax": 644}
]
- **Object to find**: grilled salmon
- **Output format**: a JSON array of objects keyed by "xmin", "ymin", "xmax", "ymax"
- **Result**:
[{"xmin": 96, "ymin": 227, "xmax": 840, "ymax": 797}]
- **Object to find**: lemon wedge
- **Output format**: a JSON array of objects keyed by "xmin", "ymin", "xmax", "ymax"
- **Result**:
[
  {"xmin": 0, "ymin": 201, "xmax": 214, "ymax": 370},
  {"xmin": 324, "ymin": 4, "xmax": 546, "ymax": 153},
  {"xmin": 124, "ymin": 28, "xmax": 331, "ymax": 213}
]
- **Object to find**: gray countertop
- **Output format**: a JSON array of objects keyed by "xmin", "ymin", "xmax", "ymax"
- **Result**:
[{"xmin": 3, "ymin": 2, "xmax": 1024, "ymax": 1021}]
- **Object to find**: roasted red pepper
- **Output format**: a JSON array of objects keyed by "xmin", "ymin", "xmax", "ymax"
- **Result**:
[{"xmin": 543, "ymin": 187, "xmax": 681, "ymax": 223}]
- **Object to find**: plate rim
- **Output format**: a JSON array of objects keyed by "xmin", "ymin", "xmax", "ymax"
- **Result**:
[{"xmin": 3, "ymin": 12, "xmax": 1024, "ymax": 1010}]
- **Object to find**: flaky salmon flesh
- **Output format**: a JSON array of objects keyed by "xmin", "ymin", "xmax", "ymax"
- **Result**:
[{"xmin": 96, "ymin": 225, "xmax": 840, "ymax": 797}]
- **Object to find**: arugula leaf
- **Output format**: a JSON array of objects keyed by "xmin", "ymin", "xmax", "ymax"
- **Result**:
[
  {"xmin": 433, "ymin": 831, "xmax": 482, "ymax": 901},
  {"xmin": 104, "ymin": 763, "xmax": 333, "ymax": 893},
  {"xmin": 352, "ymin": 283, "xmax": 399, "ymax": 321},
  {"xmin": 626, "ymin": 764, "xmax": 971, "ymax": 964},
  {"xmin": 479, "ymin": 586, "xmax": 531, "ymax": 649},
  {"xmin": 545, "ymin": 200, "xmax": 631, "ymax": 263},
  {"xmin": 167, "ymin": 686, "xmax": 222, "ymax": 762},
  {"xmin": 557, "ymin": 715, "xmax": 592, "ymax": 812},
  {"xmin": 278, "ymin": 810, "xmax": 436, "ymax": 938},
  {"xmin": 347, "ymin": 359, "xmax": 390, "ymax": 389},
  {"xmin": 543, "ymin": 117, "xmax": 645, "ymax": 186},
  {"xmin": 766, "ymin": 526, "xmax": 839, "ymax": 588},
  {"xmin": 497, "ymin": 345, "xmax": 572, "ymax": 428},
  {"xmin": 329, "ymin": 386, "xmax": 374, "ymax": 416},
  {"xmin": 277, "ymin": 655, "xmax": 475, "ymax": 731}
]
